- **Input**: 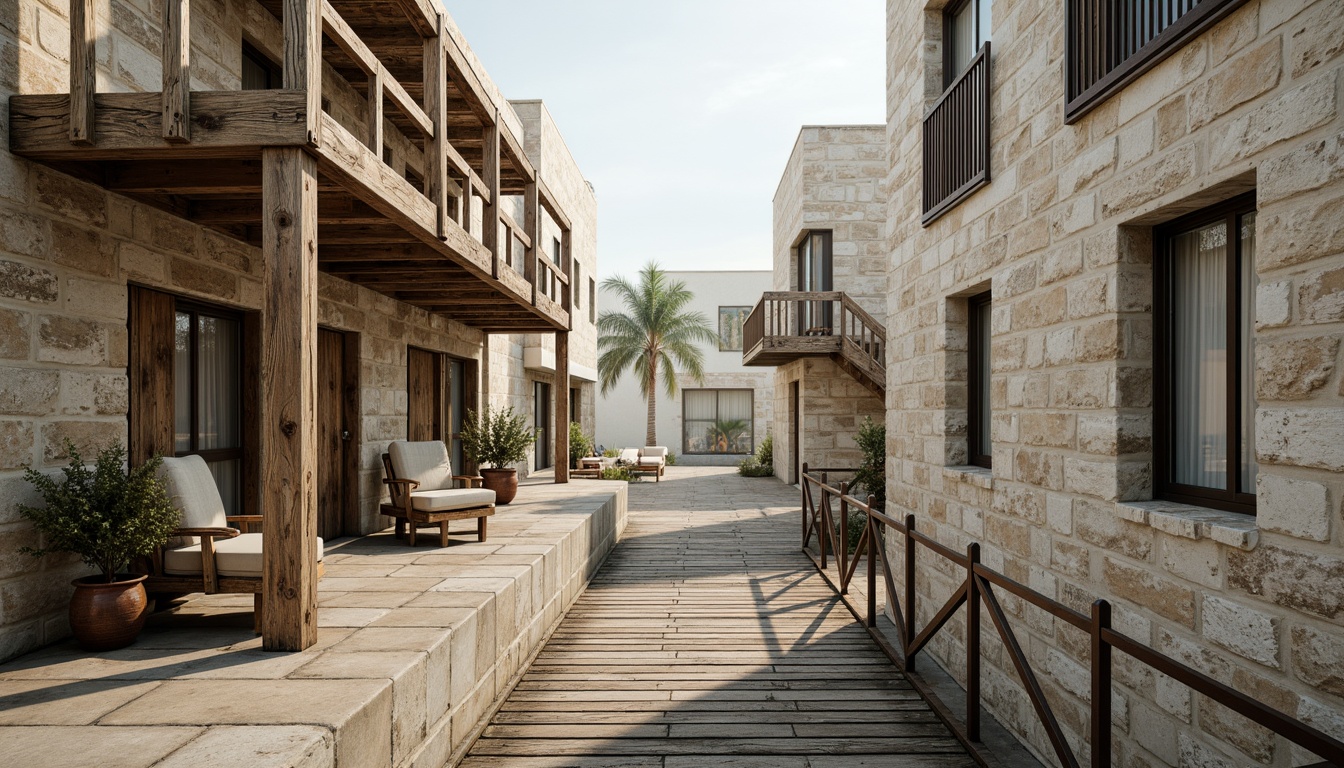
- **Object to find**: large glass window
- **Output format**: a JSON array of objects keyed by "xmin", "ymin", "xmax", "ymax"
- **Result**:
[
  {"xmin": 683, "ymin": 389, "xmax": 754, "ymax": 455},
  {"xmin": 174, "ymin": 304, "xmax": 243, "ymax": 513},
  {"xmin": 1156, "ymin": 194, "xmax": 1257, "ymax": 514},
  {"xmin": 946, "ymin": 0, "xmax": 991, "ymax": 85},
  {"xmin": 967, "ymin": 292, "xmax": 992, "ymax": 469}
]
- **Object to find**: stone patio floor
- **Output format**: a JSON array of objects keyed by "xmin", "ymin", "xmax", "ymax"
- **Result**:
[{"xmin": 0, "ymin": 475, "xmax": 627, "ymax": 768}]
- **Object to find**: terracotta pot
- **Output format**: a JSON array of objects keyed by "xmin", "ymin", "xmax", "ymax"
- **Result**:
[
  {"xmin": 480, "ymin": 468, "xmax": 519, "ymax": 505},
  {"xmin": 68, "ymin": 574, "xmax": 149, "ymax": 651}
]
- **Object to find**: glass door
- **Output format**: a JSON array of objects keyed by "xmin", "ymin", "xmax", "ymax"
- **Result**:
[{"xmin": 534, "ymin": 381, "xmax": 552, "ymax": 470}]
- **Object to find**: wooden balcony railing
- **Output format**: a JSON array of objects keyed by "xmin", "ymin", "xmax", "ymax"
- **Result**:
[
  {"xmin": 1065, "ymin": 0, "xmax": 1251, "ymax": 123},
  {"xmin": 801, "ymin": 468, "xmax": 1344, "ymax": 767},
  {"xmin": 743, "ymin": 291, "xmax": 885, "ymax": 392},
  {"xmin": 922, "ymin": 43, "xmax": 990, "ymax": 226}
]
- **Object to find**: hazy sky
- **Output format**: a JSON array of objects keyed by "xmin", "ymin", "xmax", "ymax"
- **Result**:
[{"xmin": 444, "ymin": 1, "xmax": 886, "ymax": 280}]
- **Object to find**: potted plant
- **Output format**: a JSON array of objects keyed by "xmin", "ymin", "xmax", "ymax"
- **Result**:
[
  {"xmin": 461, "ymin": 407, "xmax": 537, "ymax": 505},
  {"xmin": 17, "ymin": 442, "xmax": 179, "ymax": 651}
]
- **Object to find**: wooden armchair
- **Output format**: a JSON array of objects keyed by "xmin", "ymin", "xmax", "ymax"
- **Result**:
[
  {"xmin": 145, "ymin": 455, "xmax": 324, "ymax": 632},
  {"xmin": 380, "ymin": 441, "xmax": 495, "ymax": 547}
]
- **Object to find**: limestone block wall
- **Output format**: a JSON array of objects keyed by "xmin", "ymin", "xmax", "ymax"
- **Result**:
[
  {"xmin": 0, "ymin": 0, "xmax": 597, "ymax": 664},
  {"xmin": 773, "ymin": 125, "xmax": 889, "ymax": 320},
  {"xmin": 882, "ymin": 1, "xmax": 1344, "ymax": 766},
  {"xmin": 771, "ymin": 358, "xmax": 883, "ymax": 481}
]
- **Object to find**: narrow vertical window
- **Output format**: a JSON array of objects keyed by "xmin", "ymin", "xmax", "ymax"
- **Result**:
[
  {"xmin": 174, "ymin": 303, "xmax": 244, "ymax": 512},
  {"xmin": 534, "ymin": 381, "xmax": 553, "ymax": 470},
  {"xmin": 945, "ymin": 0, "xmax": 991, "ymax": 85},
  {"xmin": 1156, "ymin": 194, "xmax": 1257, "ymax": 513},
  {"xmin": 967, "ymin": 291, "xmax": 992, "ymax": 469}
]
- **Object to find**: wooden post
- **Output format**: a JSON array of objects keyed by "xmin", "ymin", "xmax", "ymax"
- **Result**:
[
  {"xmin": 1091, "ymin": 600, "xmax": 1113, "ymax": 767},
  {"xmin": 69, "ymin": 0, "xmax": 96, "ymax": 145},
  {"xmin": 366, "ymin": 65, "xmax": 383, "ymax": 154},
  {"xmin": 561, "ymin": 228, "xmax": 573, "ymax": 326},
  {"xmin": 283, "ymin": 0, "xmax": 322, "ymax": 144},
  {"xmin": 260, "ymin": 147, "xmax": 319, "ymax": 652},
  {"xmin": 966, "ymin": 542, "xmax": 981, "ymax": 741},
  {"xmin": 554, "ymin": 331, "xmax": 569, "ymax": 483},
  {"xmin": 162, "ymin": 0, "xmax": 190, "ymax": 142},
  {"xmin": 524, "ymin": 180, "xmax": 538, "ymax": 304},
  {"xmin": 424, "ymin": 16, "xmax": 448, "ymax": 238},
  {"xmin": 904, "ymin": 513, "xmax": 917, "ymax": 671},
  {"xmin": 459, "ymin": 173, "xmax": 472, "ymax": 234},
  {"xmin": 482, "ymin": 112, "xmax": 501, "ymax": 276}
]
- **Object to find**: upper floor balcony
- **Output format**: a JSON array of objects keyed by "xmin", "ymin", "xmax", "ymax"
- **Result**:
[
  {"xmin": 742, "ymin": 291, "xmax": 886, "ymax": 395},
  {"xmin": 8, "ymin": 0, "xmax": 573, "ymax": 333}
]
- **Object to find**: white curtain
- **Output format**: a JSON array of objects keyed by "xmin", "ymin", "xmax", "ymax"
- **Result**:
[
  {"xmin": 173, "ymin": 312, "xmax": 192, "ymax": 453},
  {"xmin": 683, "ymin": 390, "xmax": 718, "ymax": 454},
  {"xmin": 1172, "ymin": 222, "xmax": 1228, "ymax": 489},
  {"xmin": 197, "ymin": 315, "xmax": 240, "ymax": 451}
]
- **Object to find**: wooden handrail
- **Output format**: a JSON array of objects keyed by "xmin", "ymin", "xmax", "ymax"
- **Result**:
[{"xmin": 799, "ymin": 468, "xmax": 1344, "ymax": 767}]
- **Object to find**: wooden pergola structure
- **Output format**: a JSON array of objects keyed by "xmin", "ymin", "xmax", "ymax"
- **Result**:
[{"xmin": 9, "ymin": 0, "xmax": 575, "ymax": 651}]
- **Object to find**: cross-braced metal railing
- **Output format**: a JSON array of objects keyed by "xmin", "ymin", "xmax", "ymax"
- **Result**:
[{"xmin": 801, "ymin": 465, "xmax": 1344, "ymax": 768}]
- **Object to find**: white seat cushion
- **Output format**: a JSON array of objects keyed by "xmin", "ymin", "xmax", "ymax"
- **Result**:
[
  {"xmin": 164, "ymin": 533, "xmax": 325, "ymax": 579},
  {"xmin": 642, "ymin": 447, "xmax": 668, "ymax": 460},
  {"xmin": 618, "ymin": 448, "xmax": 640, "ymax": 464},
  {"xmin": 410, "ymin": 488, "xmax": 495, "ymax": 512},
  {"xmin": 637, "ymin": 457, "xmax": 662, "ymax": 467},
  {"xmin": 389, "ymin": 440, "xmax": 453, "ymax": 492}
]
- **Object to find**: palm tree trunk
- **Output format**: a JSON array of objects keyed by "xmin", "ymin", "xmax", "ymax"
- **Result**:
[{"xmin": 646, "ymin": 360, "xmax": 657, "ymax": 447}]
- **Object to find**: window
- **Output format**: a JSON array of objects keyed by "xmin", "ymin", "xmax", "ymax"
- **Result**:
[
  {"xmin": 174, "ymin": 302, "xmax": 245, "ymax": 512},
  {"xmin": 448, "ymin": 358, "xmax": 469, "ymax": 473},
  {"xmin": 967, "ymin": 292, "xmax": 992, "ymax": 469},
  {"xmin": 589, "ymin": 278, "xmax": 596, "ymax": 324},
  {"xmin": 797, "ymin": 231, "xmax": 833, "ymax": 334},
  {"xmin": 534, "ymin": 381, "xmax": 552, "ymax": 470},
  {"xmin": 570, "ymin": 387, "xmax": 581, "ymax": 427},
  {"xmin": 241, "ymin": 42, "xmax": 281, "ymax": 91},
  {"xmin": 945, "ymin": 0, "xmax": 991, "ymax": 86},
  {"xmin": 683, "ymin": 389, "xmax": 754, "ymax": 455},
  {"xmin": 1065, "ymin": 0, "xmax": 1250, "ymax": 123},
  {"xmin": 718, "ymin": 306, "xmax": 751, "ymax": 352},
  {"xmin": 573, "ymin": 260, "xmax": 582, "ymax": 309},
  {"xmin": 1155, "ymin": 194, "xmax": 1257, "ymax": 514}
]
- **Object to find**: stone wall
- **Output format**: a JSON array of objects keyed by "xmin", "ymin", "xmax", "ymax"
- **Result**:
[
  {"xmin": 0, "ymin": 0, "xmax": 597, "ymax": 664},
  {"xmin": 882, "ymin": 1, "xmax": 1344, "ymax": 765},
  {"xmin": 771, "ymin": 357, "xmax": 884, "ymax": 480},
  {"xmin": 773, "ymin": 125, "xmax": 889, "ymax": 319}
]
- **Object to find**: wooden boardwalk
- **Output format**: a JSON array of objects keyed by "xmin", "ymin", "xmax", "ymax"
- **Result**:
[{"xmin": 461, "ymin": 468, "xmax": 975, "ymax": 768}]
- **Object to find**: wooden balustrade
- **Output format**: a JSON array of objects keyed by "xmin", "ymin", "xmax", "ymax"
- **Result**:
[
  {"xmin": 1065, "ymin": 0, "xmax": 1250, "ymax": 122},
  {"xmin": 800, "ymin": 468, "xmax": 1344, "ymax": 767},
  {"xmin": 922, "ymin": 43, "xmax": 990, "ymax": 226},
  {"xmin": 743, "ymin": 291, "xmax": 885, "ymax": 392}
]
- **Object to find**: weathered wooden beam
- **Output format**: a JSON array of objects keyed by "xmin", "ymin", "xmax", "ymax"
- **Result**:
[
  {"xmin": 320, "ymin": 0, "xmax": 377, "ymax": 75},
  {"xmin": 383, "ymin": 70, "xmax": 433, "ymax": 139},
  {"xmin": 10, "ymin": 92, "xmax": 309, "ymax": 160},
  {"xmin": 392, "ymin": 0, "xmax": 438, "ymax": 37},
  {"xmin": 538, "ymin": 177, "xmax": 572, "ymax": 231},
  {"xmin": 524, "ymin": 180, "xmax": 539, "ymax": 305},
  {"xmin": 69, "ymin": 0, "xmax": 95, "ymax": 145},
  {"xmin": 499, "ymin": 123, "xmax": 535, "ymax": 183},
  {"xmin": 499, "ymin": 208, "xmax": 533, "ymax": 250},
  {"xmin": 106, "ymin": 158, "xmax": 263, "ymax": 195},
  {"xmin": 284, "ymin": 0, "xmax": 322, "ymax": 144},
  {"xmin": 162, "ymin": 0, "xmax": 190, "ymax": 142},
  {"xmin": 442, "ymin": 32, "xmax": 496, "ymax": 124},
  {"xmin": 425, "ymin": 15, "xmax": 448, "ymax": 239},
  {"xmin": 260, "ymin": 146, "xmax": 319, "ymax": 652},
  {"xmin": 191, "ymin": 195, "xmax": 391, "ymax": 225},
  {"xmin": 555, "ymin": 331, "xmax": 569, "ymax": 483},
  {"xmin": 482, "ymin": 112, "xmax": 501, "ymax": 277}
]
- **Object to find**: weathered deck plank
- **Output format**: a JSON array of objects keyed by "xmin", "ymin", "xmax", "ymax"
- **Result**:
[{"xmin": 461, "ymin": 469, "xmax": 973, "ymax": 767}]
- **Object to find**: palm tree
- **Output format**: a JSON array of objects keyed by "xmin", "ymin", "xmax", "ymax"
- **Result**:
[{"xmin": 598, "ymin": 263, "xmax": 717, "ymax": 447}]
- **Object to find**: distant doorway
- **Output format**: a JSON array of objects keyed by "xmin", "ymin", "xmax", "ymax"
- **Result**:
[{"xmin": 534, "ymin": 381, "xmax": 553, "ymax": 471}]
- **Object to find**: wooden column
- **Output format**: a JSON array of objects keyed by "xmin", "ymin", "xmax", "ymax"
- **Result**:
[
  {"xmin": 460, "ymin": 173, "xmax": 473, "ymax": 234},
  {"xmin": 260, "ymin": 147, "xmax": 319, "ymax": 652},
  {"xmin": 283, "ymin": 0, "xmax": 322, "ymax": 143},
  {"xmin": 524, "ymin": 180, "xmax": 538, "ymax": 304},
  {"xmin": 554, "ymin": 331, "xmax": 569, "ymax": 483},
  {"xmin": 162, "ymin": 0, "xmax": 190, "ymax": 142},
  {"xmin": 424, "ymin": 15, "xmax": 448, "ymax": 238},
  {"xmin": 69, "ymin": 0, "xmax": 96, "ymax": 144},
  {"xmin": 366, "ymin": 66, "xmax": 383, "ymax": 153},
  {"xmin": 561, "ymin": 228, "xmax": 573, "ymax": 326},
  {"xmin": 482, "ymin": 113, "xmax": 501, "ymax": 276}
]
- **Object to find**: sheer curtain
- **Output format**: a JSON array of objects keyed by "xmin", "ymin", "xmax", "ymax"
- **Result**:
[
  {"xmin": 199, "ymin": 316, "xmax": 241, "ymax": 513},
  {"xmin": 683, "ymin": 390, "xmax": 716, "ymax": 454},
  {"xmin": 1172, "ymin": 222, "xmax": 1228, "ymax": 489},
  {"xmin": 718, "ymin": 391, "xmax": 754, "ymax": 454}
]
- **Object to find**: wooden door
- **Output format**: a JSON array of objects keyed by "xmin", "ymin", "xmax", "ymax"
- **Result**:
[
  {"xmin": 317, "ymin": 328, "xmax": 353, "ymax": 539},
  {"xmin": 408, "ymin": 347, "xmax": 443, "ymax": 441}
]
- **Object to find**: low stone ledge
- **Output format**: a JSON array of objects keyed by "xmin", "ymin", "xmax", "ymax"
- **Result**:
[
  {"xmin": 1115, "ymin": 500, "xmax": 1258, "ymax": 550},
  {"xmin": 0, "ymin": 480, "xmax": 629, "ymax": 768}
]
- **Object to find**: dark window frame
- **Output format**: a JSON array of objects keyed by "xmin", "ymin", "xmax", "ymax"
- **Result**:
[
  {"xmin": 967, "ymin": 291, "xmax": 992, "ymax": 469},
  {"xmin": 1064, "ymin": 0, "xmax": 1252, "ymax": 123},
  {"xmin": 174, "ymin": 299, "xmax": 245, "ymax": 469},
  {"xmin": 1153, "ymin": 192, "xmax": 1257, "ymax": 515},
  {"xmin": 241, "ymin": 41, "xmax": 282, "ymax": 91},
  {"xmin": 534, "ymin": 381, "xmax": 553, "ymax": 471},
  {"xmin": 796, "ymin": 230, "xmax": 834, "ymax": 334},
  {"xmin": 943, "ymin": 0, "xmax": 991, "ymax": 88},
  {"xmin": 682, "ymin": 388, "xmax": 756, "ymax": 456}
]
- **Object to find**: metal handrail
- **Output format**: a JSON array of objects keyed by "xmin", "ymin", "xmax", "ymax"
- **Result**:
[{"xmin": 800, "ymin": 465, "xmax": 1344, "ymax": 767}]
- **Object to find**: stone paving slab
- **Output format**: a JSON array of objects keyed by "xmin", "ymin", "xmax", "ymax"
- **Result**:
[{"xmin": 0, "ymin": 477, "xmax": 627, "ymax": 768}]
